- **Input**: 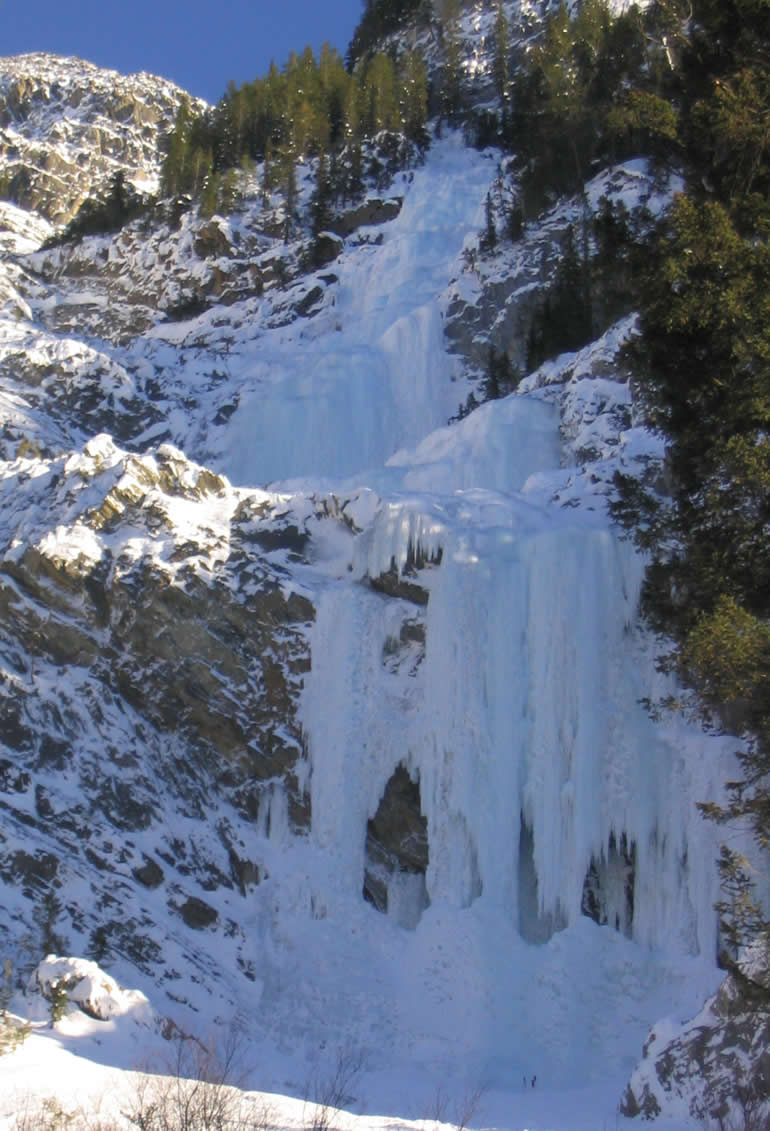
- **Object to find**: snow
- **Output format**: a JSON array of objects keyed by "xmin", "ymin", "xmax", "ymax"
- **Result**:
[{"xmin": 0, "ymin": 46, "xmax": 751, "ymax": 1131}]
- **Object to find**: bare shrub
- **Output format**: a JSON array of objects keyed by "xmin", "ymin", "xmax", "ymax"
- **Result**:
[
  {"xmin": 303, "ymin": 1042, "xmax": 367, "ymax": 1131},
  {"xmin": 697, "ymin": 1084, "xmax": 770, "ymax": 1131},
  {"xmin": 12, "ymin": 1094, "xmax": 119, "ymax": 1130},
  {"xmin": 13, "ymin": 1096, "xmax": 79, "ymax": 1131},
  {"xmin": 0, "ymin": 959, "xmax": 29, "ymax": 1056},
  {"xmin": 7, "ymin": 1019, "xmax": 276, "ymax": 1131},
  {"xmin": 426, "ymin": 1080, "xmax": 485, "ymax": 1131},
  {"xmin": 124, "ymin": 1023, "xmax": 257, "ymax": 1130},
  {"xmin": 9, "ymin": 1077, "xmax": 276, "ymax": 1131}
]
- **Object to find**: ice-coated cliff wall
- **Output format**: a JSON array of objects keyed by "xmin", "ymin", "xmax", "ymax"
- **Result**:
[{"xmin": 236, "ymin": 138, "xmax": 741, "ymax": 1087}]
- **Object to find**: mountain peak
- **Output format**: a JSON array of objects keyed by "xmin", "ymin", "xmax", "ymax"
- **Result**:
[{"xmin": 0, "ymin": 52, "xmax": 200, "ymax": 224}]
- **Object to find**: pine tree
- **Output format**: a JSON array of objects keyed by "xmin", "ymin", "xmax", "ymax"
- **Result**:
[
  {"xmin": 310, "ymin": 149, "xmax": 334, "ymax": 237},
  {"xmin": 399, "ymin": 51, "xmax": 429, "ymax": 151},
  {"xmin": 0, "ymin": 960, "xmax": 28, "ymax": 1056},
  {"xmin": 362, "ymin": 54, "xmax": 401, "ymax": 135},
  {"xmin": 609, "ymin": 0, "xmax": 770, "ymax": 987},
  {"xmin": 199, "ymin": 173, "xmax": 219, "ymax": 218},
  {"xmin": 162, "ymin": 100, "xmax": 192, "ymax": 198},
  {"xmin": 346, "ymin": 139, "xmax": 364, "ymax": 202},
  {"xmin": 507, "ymin": 198, "xmax": 524, "ymax": 242},
  {"xmin": 282, "ymin": 148, "xmax": 298, "ymax": 243},
  {"xmin": 493, "ymin": 0, "xmax": 511, "ymax": 112},
  {"xmin": 481, "ymin": 191, "xmax": 497, "ymax": 252},
  {"xmin": 261, "ymin": 139, "xmax": 276, "ymax": 207},
  {"xmin": 485, "ymin": 346, "xmax": 519, "ymax": 400},
  {"xmin": 48, "ymin": 980, "xmax": 69, "ymax": 1028},
  {"xmin": 439, "ymin": 0, "xmax": 463, "ymax": 126},
  {"xmin": 40, "ymin": 887, "xmax": 66, "ymax": 957}
]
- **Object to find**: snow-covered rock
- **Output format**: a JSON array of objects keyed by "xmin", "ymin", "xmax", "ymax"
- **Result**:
[
  {"xmin": 622, "ymin": 967, "xmax": 770, "ymax": 1124},
  {"xmin": 0, "ymin": 53, "xmax": 200, "ymax": 224},
  {"xmin": 30, "ymin": 955, "xmax": 152, "ymax": 1024}
]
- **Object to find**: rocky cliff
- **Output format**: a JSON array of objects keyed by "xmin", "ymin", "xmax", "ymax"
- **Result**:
[{"xmin": 0, "ymin": 53, "xmax": 198, "ymax": 224}]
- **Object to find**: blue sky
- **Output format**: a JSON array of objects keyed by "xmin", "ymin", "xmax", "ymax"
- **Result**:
[{"xmin": 1, "ymin": 0, "xmax": 365, "ymax": 103}]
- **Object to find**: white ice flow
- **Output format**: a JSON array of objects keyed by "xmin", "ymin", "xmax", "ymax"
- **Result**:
[
  {"xmin": 209, "ymin": 139, "xmax": 737, "ymax": 1101},
  {"xmin": 220, "ymin": 136, "xmax": 495, "ymax": 485}
]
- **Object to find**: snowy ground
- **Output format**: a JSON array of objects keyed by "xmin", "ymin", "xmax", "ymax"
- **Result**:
[{"xmin": 0, "ymin": 1002, "xmax": 704, "ymax": 1131}]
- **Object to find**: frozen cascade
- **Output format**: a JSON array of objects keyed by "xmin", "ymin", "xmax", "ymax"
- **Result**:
[
  {"xmin": 282, "ymin": 133, "xmax": 742, "ymax": 1082},
  {"xmin": 322, "ymin": 485, "xmax": 728, "ymax": 959},
  {"xmin": 221, "ymin": 136, "xmax": 496, "ymax": 486},
  {"xmin": 418, "ymin": 513, "xmax": 718, "ymax": 956},
  {"xmin": 299, "ymin": 379, "xmax": 740, "ymax": 1081},
  {"xmin": 1, "ymin": 56, "xmax": 763, "ymax": 1123},
  {"xmin": 52, "ymin": 122, "xmax": 738, "ymax": 1085}
]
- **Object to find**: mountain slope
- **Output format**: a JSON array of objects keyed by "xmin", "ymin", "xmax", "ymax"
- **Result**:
[{"xmin": 0, "ymin": 18, "xmax": 758, "ymax": 1129}]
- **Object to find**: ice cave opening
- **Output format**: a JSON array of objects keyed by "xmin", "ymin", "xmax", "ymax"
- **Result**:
[
  {"xmin": 363, "ymin": 762, "xmax": 430, "ymax": 930},
  {"xmin": 581, "ymin": 831, "xmax": 636, "ymax": 937}
]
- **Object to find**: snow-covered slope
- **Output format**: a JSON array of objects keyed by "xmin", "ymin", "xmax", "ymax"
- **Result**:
[{"xmin": 0, "ymin": 39, "xmax": 752, "ymax": 1131}]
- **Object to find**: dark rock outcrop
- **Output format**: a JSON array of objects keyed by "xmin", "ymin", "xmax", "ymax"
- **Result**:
[
  {"xmin": 0, "ymin": 436, "xmax": 323, "ymax": 991},
  {"xmin": 364, "ymin": 763, "xmax": 429, "ymax": 929},
  {"xmin": 329, "ymin": 197, "xmax": 402, "ymax": 239}
]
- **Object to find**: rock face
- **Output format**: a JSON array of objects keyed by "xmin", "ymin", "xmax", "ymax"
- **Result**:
[
  {"xmin": 0, "ymin": 53, "xmax": 198, "ymax": 224},
  {"xmin": 0, "ymin": 435, "xmax": 314, "ymax": 816},
  {"xmin": 621, "ymin": 968, "xmax": 770, "ymax": 1124},
  {"xmin": 328, "ymin": 196, "xmax": 402, "ymax": 238},
  {"xmin": 0, "ymin": 434, "xmax": 318, "ymax": 987},
  {"xmin": 443, "ymin": 161, "xmax": 680, "ymax": 386}
]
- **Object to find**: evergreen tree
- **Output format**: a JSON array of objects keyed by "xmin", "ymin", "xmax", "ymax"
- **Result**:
[
  {"xmin": 310, "ymin": 149, "xmax": 334, "ymax": 237},
  {"xmin": 48, "ymin": 980, "xmax": 69, "ymax": 1028},
  {"xmin": 509, "ymin": 0, "xmax": 650, "ymax": 212},
  {"xmin": 527, "ymin": 225, "xmax": 593, "ymax": 369},
  {"xmin": 0, "ymin": 960, "xmax": 28, "ymax": 1056},
  {"xmin": 507, "ymin": 198, "xmax": 524, "ymax": 242},
  {"xmin": 399, "ymin": 51, "xmax": 429, "ymax": 151},
  {"xmin": 199, "ymin": 173, "xmax": 219, "ymax": 218},
  {"xmin": 162, "ymin": 100, "xmax": 193, "ymax": 198},
  {"xmin": 609, "ymin": 0, "xmax": 770, "ymax": 989},
  {"xmin": 88, "ymin": 925, "xmax": 110, "ymax": 967},
  {"xmin": 361, "ymin": 54, "xmax": 401, "ymax": 135},
  {"xmin": 493, "ymin": 0, "xmax": 511, "ymax": 113},
  {"xmin": 438, "ymin": 0, "xmax": 464, "ymax": 126},
  {"xmin": 485, "ymin": 346, "xmax": 519, "ymax": 400},
  {"xmin": 39, "ymin": 887, "xmax": 67, "ymax": 956},
  {"xmin": 155, "ymin": 35, "xmax": 430, "ymax": 214},
  {"xmin": 481, "ymin": 191, "xmax": 497, "ymax": 252},
  {"xmin": 346, "ymin": 139, "xmax": 364, "ymax": 202},
  {"xmin": 346, "ymin": 0, "xmax": 424, "ymax": 68},
  {"xmin": 282, "ymin": 148, "xmax": 298, "ymax": 243},
  {"xmin": 261, "ymin": 139, "xmax": 276, "ymax": 207}
]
